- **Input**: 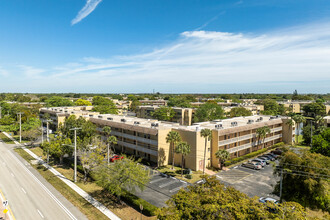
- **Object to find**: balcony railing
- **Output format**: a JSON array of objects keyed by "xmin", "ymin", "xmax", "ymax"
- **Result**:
[{"xmin": 117, "ymin": 141, "xmax": 158, "ymax": 156}]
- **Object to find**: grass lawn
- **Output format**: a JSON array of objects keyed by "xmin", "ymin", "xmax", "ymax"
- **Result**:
[
  {"xmin": 156, "ymin": 165, "xmax": 205, "ymax": 184},
  {"xmin": 306, "ymin": 208, "xmax": 330, "ymax": 219},
  {"xmin": 0, "ymin": 132, "xmax": 15, "ymax": 144},
  {"xmin": 15, "ymin": 147, "xmax": 156, "ymax": 220}
]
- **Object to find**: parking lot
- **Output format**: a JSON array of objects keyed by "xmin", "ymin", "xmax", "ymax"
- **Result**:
[
  {"xmin": 135, "ymin": 171, "xmax": 190, "ymax": 207},
  {"xmin": 216, "ymin": 161, "xmax": 280, "ymax": 200}
]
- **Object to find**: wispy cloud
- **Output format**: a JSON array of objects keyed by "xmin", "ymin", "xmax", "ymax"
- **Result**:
[
  {"xmin": 0, "ymin": 66, "xmax": 9, "ymax": 77},
  {"xmin": 2, "ymin": 22, "xmax": 330, "ymax": 93},
  {"xmin": 71, "ymin": 0, "xmax": 103, "ymax": 25}
]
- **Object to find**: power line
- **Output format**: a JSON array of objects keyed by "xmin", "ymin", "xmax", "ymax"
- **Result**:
[{"xmin": 281, "ymin": 163, "xmax": 330, "ymax": 171}]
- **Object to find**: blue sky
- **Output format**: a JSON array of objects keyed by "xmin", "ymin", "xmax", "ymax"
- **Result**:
[{"xmin": 0, "ymin": 0, "xmax": 330, "ymax": 93}]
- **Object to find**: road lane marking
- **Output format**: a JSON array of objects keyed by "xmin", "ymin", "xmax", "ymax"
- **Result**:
[
  {"xmin": 37, "ymin": 209, "xmax": 44, "ymax": 218},
  {"xmin": 11, "ymin": 173, "xmax": 15, "ymax": 177},
  {"xmin": 21, "ymin": 188, "xmax": 26, "ymax": 194},
  {"xmin": 8, "ymin": 151, "xmax": 77, "ymax": 220}
]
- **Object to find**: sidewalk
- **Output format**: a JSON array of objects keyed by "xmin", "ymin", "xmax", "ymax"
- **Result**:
[{"xmin": 2, "ymin": 132, "xmax": 120, "ymax": 220}]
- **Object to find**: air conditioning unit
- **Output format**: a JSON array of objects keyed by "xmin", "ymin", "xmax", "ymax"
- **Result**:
[
  {"xmin": 98, "ymin": 116, "xmax": 103, "ymax": 119},
  {"xmin": 89, "ymin": 114, "xmax": 94, "ymax": 117},
  {"xmin": 215, "ymin": 124, "xmax": 223, "ymax": 129},
  {"xmin": 231, "ymin": 122, "xmax": 237, "ymax": 127},
  {"xmin": 247, "ymin": 119, "xmax": 254, "ymax": 124},
  {"xmin": 121, "ymin": 119, "xmax": 126, "ymax": 122},
  {"xmin": 107, "ymin": 117, "xmax": 113, "ymax": 120},
  {"xmin": 134, "ymin": 121, "xmax": 140, "ymax": 125},
  {"xmin": 270, "ymin": 116, "xmax": 276, "ymax": 120},
  {"xmin": 259, "ymin": 117, "xmax": 263, "ymax": 121}
]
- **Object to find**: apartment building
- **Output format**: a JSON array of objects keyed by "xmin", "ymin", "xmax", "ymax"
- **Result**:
[
  {"xmin": 324, "ymin": 116, "xmax": 330, "ymax": 127},
  {"xmin": 136, "ymin": 105, "xmax": 195, "ymax": 125},
  {"xmin": 139, "ymin": 99, "xmax": 167, "ymax": 106},
  {"xmin": 87, "ymin": 114, "xmax": 294, "ymax": 171},
  {"xmin": 39, "ymin": 106, "xmax": 98, "ymax": 130},
  {"xmin": 223, "ymin": 104, "xmax": 264, "ymax": 115}
]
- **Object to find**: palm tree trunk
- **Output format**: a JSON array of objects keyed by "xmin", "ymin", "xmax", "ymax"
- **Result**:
[
  {"xmin": 219, "ymin": 159, "xmax": 222, "ymax": 170},
  {"xmin": 203, "ymin": 138, "xmax": 207, "ymax": 174},
  {"xmin": 181, "ymin": 154, "xmax": 184, "ymax": 177},
  {"xmin": 107, "ymin": 143, "xmax": 110, "ymax": 164},
  {"xmin": 172, "ymin": 143, "xmax": 175, "ymax": 170}
]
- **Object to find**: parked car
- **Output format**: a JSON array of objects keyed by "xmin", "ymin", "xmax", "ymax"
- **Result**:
[
  {"xmin": 259, "ymin": 197, "xmax": 279, "ymax": 204},
  {"xmin": 271, "ymin": 149, "xmax": 283, "ymax": 155},
  {"xmin": 251, "ymin": 159, "xmax": 266, "ymax": 167},
  {"xmin": 265, "ymin": 153, "xmax": 279, "ymax": 159},
  {"xmin": 110, "ymin": 155, "xmax": 124, "ymax": 162},
  {"xmin": 262, "ymin": 154, "xmax": 275, "ymax": 161},
  {"xmin": 242, "ymin": 161, "xmax": 262, "ymax": 170},
  {"xmin": 258, "ymin": 156, "xmax": 270, "ymax": 164}
]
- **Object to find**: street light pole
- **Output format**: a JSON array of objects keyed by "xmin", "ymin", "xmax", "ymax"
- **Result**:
[
  {"xmin": 17, "ymin": 112, "xmax": 23, "ymax": 143},
  {"xmin": 0, "ymin": 106, "xmax": 2, "ymax": 119},
  {"xmin": 43, "ymin": 119, "xmax": 52, "ymax": 164},
  {"xmin": 70, "ymin": 127, "xmax": 81, "ymax": 183}
]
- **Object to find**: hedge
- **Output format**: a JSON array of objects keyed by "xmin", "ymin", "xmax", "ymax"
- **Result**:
[
  {"xmin": 121, "ymin": 191, "xmax": 159, "ymax": 216},
  {"xmin": 224, "ymin": 142, "xmax": 285, "ymax": 167}
]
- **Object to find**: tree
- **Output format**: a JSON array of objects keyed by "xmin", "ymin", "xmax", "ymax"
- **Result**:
[
  {"xmin": 215, "ymin": 149, "xmax": 230, "ymax": 170},
  {"xmin": 102, "ymin": 126, "xmax": 118, "ymax": 164},
  {"xmin": 94, "ymin": 157, "xmax": 150, "ymax": 200},
  {"xmin": 200, "ymin": 129, "xmax": 212, "ymax": 174},
  {"xmin": 167, "ymin": 97, "xmax": 192, "ymax": 108},
  {"xmin": 92, "ymin": 96, "xmax": 118, "ymax": 114},
  {"xmin": 129, "ymin": 100, "xmax": 141, "ymax": 112},
  {"xmin": 194, "ymin": 103, "xmax": 224, "ymax": 122},
  {"xmin": 157, "ymin": 176, "xmax": 307, "ymax": 219},
  {"xmin": 229, "ymin": 107, "xmax": 252, "ymax": 118},
  {"xmin": 74, "ymin": 99, "xmax": 92, "ymax": 106},
  {"xmin": 311, "ymin": 128, "xmax": 330, "ymax": 157},
  {"xmin": 303, "ymin": 102, "xmax": 326, "ymax": 117},
  {"xmin": 175, "ymin": 142, "xmax": 191, "ymax": 177},
  {"xmin": 260, "ymin": 99, "xmax": 280, "ymax": 115},
  {"xmin": 151, "ymin": 106, "xmax": 175, "ymax": 121},
  {"xmin": 166, "ymin": 131, "xmax": 181, "ymax": 170},
  {"xmin": 80, "ymin": 137, "xmax": 106, "ymax": 183},
  {"xmin": 45, "ymin": 96, "xmax": 73, "ymax": 107},
  {"xmin": 275, "ymin": 150, "xmax": 330, "ymax": 211},
  {"xmin": 292, "ymin": 114, "xmax": 306, "ymax": 144}
]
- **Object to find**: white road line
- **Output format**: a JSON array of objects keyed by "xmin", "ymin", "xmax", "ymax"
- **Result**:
[
  {"xmin": 149, "ymin": 178, "xmax": 167, "ymax": 184},
  {"xmin": 37, "ymin": 209, "xmax": 44, "ymax": 218},
  {"xmin": 10, "ymin": 173, "xmax": 15, "ymax": 177},
  {"xmin": 21, "ymin": 187, "xmax": 26, "ymax": 194},
  {"xmin": 159, "ymin": 180, "xmax": 177, "ymax": 188},
  {"xmin": 8, "ymin": 151, "xmax": 77, "ymax": 220}
]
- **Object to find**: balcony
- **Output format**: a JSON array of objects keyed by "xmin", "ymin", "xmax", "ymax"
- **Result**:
[{"xmin": 117, "ymin": 141, "xmax": 158, "ymax": 156}]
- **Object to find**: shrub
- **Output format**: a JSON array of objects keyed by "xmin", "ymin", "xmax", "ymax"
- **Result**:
[
  {"xmin": 185, "ymin": 174, "xmax": 192, "ymax": 179},
  {"xmin": 121, "ymin": 191, "xmax": 158, "ymax": 216},
  {"xmin": 224, "ymin": 142, "xmax": 285, "ymax": 167}
]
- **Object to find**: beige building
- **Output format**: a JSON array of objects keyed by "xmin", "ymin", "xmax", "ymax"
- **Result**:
[
  {"xmin": 87, "ymin": 114, "xmax": 295, "ymax": 171},
  {"xmin": 139, "ymin": 99, "xmax": 167, "ymax": 106},
  {"xmin": 136, "ymin": 105, "xmax": 195, "ymax": 126},
  {"xmin": 326, "ymin": 105, "xmax": 330, "ymax": 115},
  {"xmin": 39, "ymin": 106, "xmax": 98, "ymax": 130},
  {"xmin": 324, "ymin": 116, "xmax": 330, "ymax": 127}
]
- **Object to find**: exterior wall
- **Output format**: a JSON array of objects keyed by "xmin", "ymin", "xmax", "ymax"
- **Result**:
[{"xmin": 282, "ymin": 118, "xmax": 295, "ymax": 144}]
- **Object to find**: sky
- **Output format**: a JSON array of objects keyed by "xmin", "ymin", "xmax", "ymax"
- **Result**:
[{"xmin": 0, "ymin": 0, "xmax": 330, "ymax": 94}]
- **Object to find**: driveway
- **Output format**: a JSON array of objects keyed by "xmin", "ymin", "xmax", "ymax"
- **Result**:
[{"xmin": 216, "ymin": 161, "xmax": 279, "ymax": 200}]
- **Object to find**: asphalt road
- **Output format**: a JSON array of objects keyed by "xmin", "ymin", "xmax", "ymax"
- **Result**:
[
  {"xmin": 0, "ymin": 142, "xmax": 87, "ymax": 220},
  {"xmin": 216, "ymin": 161, "xmax": 280, "ymax": 200}
]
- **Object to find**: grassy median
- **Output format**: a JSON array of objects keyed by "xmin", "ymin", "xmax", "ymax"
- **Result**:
[{"xmin": 16, "ymin": 147, "xmax": 157, "ymax": 220}]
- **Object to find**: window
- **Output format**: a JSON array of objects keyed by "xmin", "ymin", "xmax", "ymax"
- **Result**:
[{"xmin": 208, "ymin": 148, "xmax": 210, "ymax": 152}]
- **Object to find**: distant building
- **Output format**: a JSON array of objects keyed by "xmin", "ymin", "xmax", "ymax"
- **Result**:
[
  {"xmin": 139, "ymin": 99, "xmax": 167, "ymax": 106},
  {"xmin": 136, "ymin": 105, "xmax": 195, "ymax": 125}
]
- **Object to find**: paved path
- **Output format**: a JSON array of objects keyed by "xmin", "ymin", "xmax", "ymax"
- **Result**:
[{"xmin": 2, "ymin": 132, "xmax": 121, "ymax": 220}]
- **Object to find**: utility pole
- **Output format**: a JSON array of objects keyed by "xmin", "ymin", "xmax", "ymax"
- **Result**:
[
  {"xmin": 17, "ymin": 112, "xmax": 23, "ymax": 143},
  {"xmin": 279, "ymin": 167, "xmax": 283, "ymax": 203},
  {"xmin": 70, "ymin": 127, "xmax": 81, "ymax": 183},
  {"xmin": 0, "ymin": 106, "xmax": 2, "ymax": 119},
  {"xmin": 310, "ymin": 120, "xmax": 313, "ymax": 148},
  {"xmin": 44, "ymin": 119, "xmax": 52, "ymax": 164},
  {"xmin": 41, "ymin": 121, "xmax": 44, "ymax": 144}
]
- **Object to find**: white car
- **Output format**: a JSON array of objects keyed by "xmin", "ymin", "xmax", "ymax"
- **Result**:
[
  {"xmin": 259, "ymin": 197, "xmax": 279, "ymax": 204},
  {"xmin": 242, "ymin": 161, "xmax": 262, "ymax": 170}
]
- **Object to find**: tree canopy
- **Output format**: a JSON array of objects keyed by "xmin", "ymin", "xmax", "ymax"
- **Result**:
[
  {"xmin": 151, "ymin": 106, "xmax": 175, "ymax": 121},
  {"xmin": 74, "ymin": 99, "xmax": 92, "ymax": 106},
  {"xmin": 311, "ymin": 128, "xmax": 330, "ymax": 157},
  {"xmin": 194, "ymin": 103, "xmax": 224, "ymax": 122},
  {"xmin": 45, "ymin": 96, "xmax": 73, "ymax": 107},
  {"xmin": 229, "ymin": 107, "xmax": 252, "ymax": 118},
  {"xmin": 275, "ymin": 150, "xmax": 330, "ymax": 211},
  {"xmin": 157, "ymin": 176, "xmax": 306, "ymax": 219},
  {"xmin": 92, "ymin": 96, "xmax": 118, "ymax": 114}
]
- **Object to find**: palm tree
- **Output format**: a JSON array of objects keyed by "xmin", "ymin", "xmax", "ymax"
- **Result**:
[
  {"xmin": 175, "ymin": 142, "xmax": 191, "ymax": 177},
  {"xmin": 262, "ymin": 126, "xmax": 271, "ymax": 148},
  {"xmin": 255, "ymin": 127, "xmax": 264, "ymax": 150},
  {"xmin": 166, "ymin": 131, "xmax": 182, "ymax": 170},
  {"xmin": 201, "ymin": 128, "xmax": 212, "ymax": 174},
  {"xmin": 102, "ymin": 126, "xmax": 117, "ymax": 164},
  {"xmin": 313, "ymin": 115, "xmax": 324, "ymax": 130},
  {"xmin": 292, "ymin": 114, "xmax": 306, "ymax": 144},
  {"xmin": 215, "ymin": 149, "xmax": 230, "ymax": 170}
]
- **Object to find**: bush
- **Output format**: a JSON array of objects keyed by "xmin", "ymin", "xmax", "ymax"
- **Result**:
[
  {"xmin": 121, "ymin": 191, "xmax": 158, "ymax": 216},
  {"xmin": 224, "ymin": 142, "xmax": 285, "ymax": 167},
  {"xmin": 185, "ymin": 174, "xmax": 192, "ymax": 179}
]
